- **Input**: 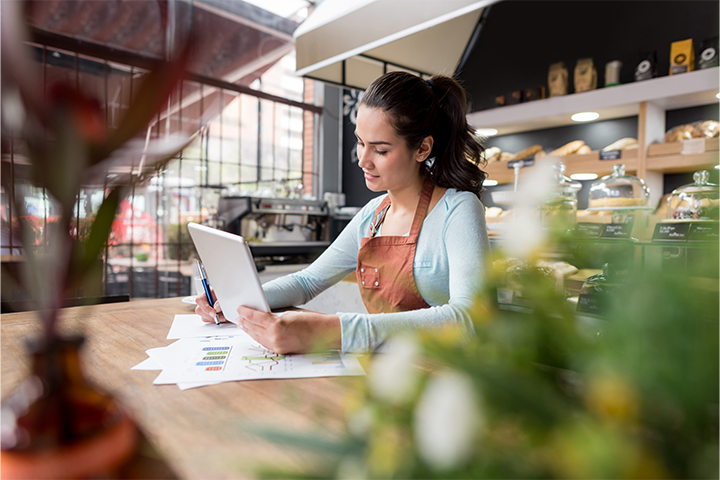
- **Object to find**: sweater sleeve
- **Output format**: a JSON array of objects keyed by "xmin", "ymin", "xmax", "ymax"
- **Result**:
[{"xmin": 338, "ymin": 193, "xmax": 490, "ymax": 352}]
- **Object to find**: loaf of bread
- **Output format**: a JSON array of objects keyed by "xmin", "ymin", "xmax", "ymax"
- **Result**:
[
  {"xmin": 508, "ymin": 144, "xmax": 543, "ymax": 161},
  {"xmin": 484, "ymin": 146, "xmax": 502, "ymax": 163},
  {"xmin": 499, "ymin": 152, "xmax": 514, "ymax": 162},
  {"xmin": 577, "ymin": 145, "xmax": 592, "ymax": 155},
  {"xmin": 602, "ymin": 137, "xmax": 638, "ymax": 151},
  {"xmin": 588, "ymin": 197, "xmax": 646, "ymax": 208},
  {"xmin": 534, "ymin": 150, "xmax": 547, "ymax": 159},
  {"xmin": 549, "ymin": 140, "xmax": 585, "ymax": 157}
]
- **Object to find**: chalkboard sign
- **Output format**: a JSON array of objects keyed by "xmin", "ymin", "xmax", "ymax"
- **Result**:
[
  {"xmin": 688, "ymin": 223, "xmax": 719, "ymax": 242},
  {"xmin": 599, "ymin": 150, "xmax": 622, "ymax": 160},
  {"xmin": 600, "ymin": 223, "xmax": 633, "ymax": 239},
  {"xmin": 577, "ymin": 293, "xmax": 604, "ymax": 314},
  {"xmin": 652, "ymin": 223, "xmax": 690, "ymax": 242},
  {"xmin": 575, "ymin": 222, "xmax": 604, "ymax": 238}
]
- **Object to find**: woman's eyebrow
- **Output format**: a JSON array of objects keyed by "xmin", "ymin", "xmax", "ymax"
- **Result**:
[{"xmin": 354, "ymin": 132, "xmax": 391, "ymax": 145}]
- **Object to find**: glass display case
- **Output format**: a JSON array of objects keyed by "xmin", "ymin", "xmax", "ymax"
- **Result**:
[{"xmin": 666, "ymin": 170, "xmax": 719, "ymax": 221}]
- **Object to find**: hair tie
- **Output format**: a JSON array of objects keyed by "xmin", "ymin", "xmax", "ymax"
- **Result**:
[{"xmin": 426, "ymin": 78, "xmax": 435, "ymax": 89}]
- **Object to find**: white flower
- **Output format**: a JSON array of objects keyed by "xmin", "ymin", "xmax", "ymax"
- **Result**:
[
  {"xmin": 368, "ymin": 335, "xmax": 421, "ymax": 404},
  {"xmin": 414, "ymin": 371, "xmax": 482, "ymax": 471},
  {"xmin": 503, "ymin": 157, "xmax": 558, "ymax": 259}
]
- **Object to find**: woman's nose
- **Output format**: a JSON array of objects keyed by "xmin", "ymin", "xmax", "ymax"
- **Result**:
[{"xmin": 357, "ymin": 147, "xmax": 370, "ymax": 168}]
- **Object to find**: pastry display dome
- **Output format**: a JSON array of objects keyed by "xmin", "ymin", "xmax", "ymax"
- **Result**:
[
  {"xmin": 667, "ymin": 170, "xmax": 719, "ymax": 221},
  {"xmin": 588, "ymin": 164, "xmax": 650, "ymax": 209}
]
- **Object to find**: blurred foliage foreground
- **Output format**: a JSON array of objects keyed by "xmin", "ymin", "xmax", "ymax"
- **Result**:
[{"xmin": 254, "ymin": 243, "xmax": 718, "ymax": 480}]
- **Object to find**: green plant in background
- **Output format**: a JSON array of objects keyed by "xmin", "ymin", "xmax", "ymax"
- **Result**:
[
  {"xmin": 251, "ymin": 161, "xmax": 718, "ymax": 480},
  {"xmin": 167, "ymin": 221, "xmax": 195, "ymax": 261}
]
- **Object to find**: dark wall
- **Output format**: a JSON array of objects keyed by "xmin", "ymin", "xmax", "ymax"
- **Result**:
[{"xmin": 460, "ymin": 0, "xmax": 719, "ymax": 112}]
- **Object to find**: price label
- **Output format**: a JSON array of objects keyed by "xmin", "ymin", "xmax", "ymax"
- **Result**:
[
  {"xmin": 575, "ymin": 223, "xmax": 604, "ymax": 238},
  {"xmin": 652, "ymin": 223, "xmax": 690, "ymax": 242},
  {"xmin": 600, "ymin": 223, "xmax": 633, "ymax": 239},
  {"xmin": 681, "ymin": 138, "xmax": 706, "ymax": 155},
  {"xmin": 507, "ymin": 158, "xmax": 535, "ymax": 169},
  {"xmin": 599, "ymin": 150, "xmax": 622, "ymax": 160},
  {"xmin": 688, "ymin": 223, "xmax": 719, "ymax": 242},
  {"xmin": 577, "ymin": 293, "xmax": 604, "ymax": 314}
]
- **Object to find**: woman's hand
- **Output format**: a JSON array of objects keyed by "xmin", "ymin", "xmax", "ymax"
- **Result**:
[
  {"xmin": 194, "ymin": 290, "xmax": 229, "ymax": 323},
  {"xmin": 236, "ymin": 306, "xmax": 341, "ymax": 354}
]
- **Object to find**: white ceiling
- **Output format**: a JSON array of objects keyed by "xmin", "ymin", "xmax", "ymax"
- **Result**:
[{"xmin": 294, "ymin": 0, "xmax": 499, "ymax": 89}]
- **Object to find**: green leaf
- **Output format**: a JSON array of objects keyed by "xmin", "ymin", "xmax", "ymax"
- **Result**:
[
  {"xmin": 83, "ymin": 186, "xmax": 123, "ymax": 264},
  {"xmin": 68, "ymin": 186, "xmax": 123, "ymax": 288}
]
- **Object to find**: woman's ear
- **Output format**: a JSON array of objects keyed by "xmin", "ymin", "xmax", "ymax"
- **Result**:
[{"xmin": 416, "ymin": 135, "xmax": 434, "ymax": 163}]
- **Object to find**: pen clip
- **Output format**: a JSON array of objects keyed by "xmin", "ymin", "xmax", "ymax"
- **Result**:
[{"xmin": 197, "ymin": 259, "xmax": 207, "ymax": 279}]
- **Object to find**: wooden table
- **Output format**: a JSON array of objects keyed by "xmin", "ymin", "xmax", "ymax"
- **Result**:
[{"xmin": 1, "ymin": 298, "xmax": 366, "ymax": 479}]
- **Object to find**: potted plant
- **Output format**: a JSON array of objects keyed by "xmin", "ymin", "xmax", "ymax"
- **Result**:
[{"xmin": 0, "ymin": 2, "xmax": 194, "ymax": 477}]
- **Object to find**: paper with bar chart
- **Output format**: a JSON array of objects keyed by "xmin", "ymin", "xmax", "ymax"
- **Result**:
[
  {"xmin": 134, "ymin": 314, "xmax": 364, "ymax": 387},
  {"xmin": 151, "ymin": 334, "xmax": 364, "ymax": 385}
]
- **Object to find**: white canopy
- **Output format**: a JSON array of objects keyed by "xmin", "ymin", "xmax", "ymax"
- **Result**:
[{"xmin": 294, "ymin": 0, "xmax": 499, "ymax": 89}]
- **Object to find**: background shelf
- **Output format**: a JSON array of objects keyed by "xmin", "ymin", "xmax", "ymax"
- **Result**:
[{"xmin": 467, "ymin": 67, "xmax": 719, "ymax": 135}]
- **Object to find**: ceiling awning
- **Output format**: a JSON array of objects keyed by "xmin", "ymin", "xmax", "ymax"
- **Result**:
[{"xmin": 294, "ymin": 0, "xmax": 500, "ymax": 90}]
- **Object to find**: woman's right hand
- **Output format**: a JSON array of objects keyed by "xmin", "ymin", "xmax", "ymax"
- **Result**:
[{"xmin": 194, "ymin": 290, "xmax": 229, "ymax": 323}]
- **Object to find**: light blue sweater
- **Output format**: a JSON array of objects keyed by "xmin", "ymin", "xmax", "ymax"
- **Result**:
[{"xmin": 263, "ymin": 188, "xmax": 491, "ymax": 352}]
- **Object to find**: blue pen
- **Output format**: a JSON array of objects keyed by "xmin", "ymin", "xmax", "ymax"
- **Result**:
[{"xmin": 197, "ymin": 260, "xmax": 220, "ymax": 325}]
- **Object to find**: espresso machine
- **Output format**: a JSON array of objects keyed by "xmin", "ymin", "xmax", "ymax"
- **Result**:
[{"xmin": 217, "ymin": 196, "xmax": 330, "ymax": 263}]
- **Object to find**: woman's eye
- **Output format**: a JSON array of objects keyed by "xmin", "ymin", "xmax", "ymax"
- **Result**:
[{"xmin": 375, "ymin": 149, "xmax": 387, "ymax": 155}]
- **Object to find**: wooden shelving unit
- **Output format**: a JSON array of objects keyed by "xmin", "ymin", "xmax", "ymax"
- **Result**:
[
  {"xmin": 484, "ymin": 149, "xmax": 639, "ymax": 184},
  {"xmin": 469, "ymin": 67, "xmax": 719, "ymax": 205},
  {"xmin": 646, "ymin": 151, "xmax": 719, "ymax": 174}
]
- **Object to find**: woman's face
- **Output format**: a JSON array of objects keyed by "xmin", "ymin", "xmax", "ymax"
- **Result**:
[{"xmin": 355, "ymin": 106, "xmax": 424, "ymax": 193}]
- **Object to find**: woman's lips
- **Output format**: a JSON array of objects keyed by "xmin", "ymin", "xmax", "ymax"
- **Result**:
[{"xmin": 364, "ymin": 172, "xmax": 378, "ymax": 181}]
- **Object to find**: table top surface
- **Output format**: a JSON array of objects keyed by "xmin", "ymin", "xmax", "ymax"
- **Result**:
[{"xmin": 1, "ymin": 298, "xmax": 366, "ymax": 479}]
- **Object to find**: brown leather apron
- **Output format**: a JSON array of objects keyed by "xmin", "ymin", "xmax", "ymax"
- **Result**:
[{"xmin": 356, "ymin": 177, "xmax": 434, "ymax": 314}]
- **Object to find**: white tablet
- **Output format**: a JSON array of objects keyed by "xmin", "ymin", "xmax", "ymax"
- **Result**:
[{"xmin": 187, "ymin": 222, "xmax": 270, "ymax": 323}]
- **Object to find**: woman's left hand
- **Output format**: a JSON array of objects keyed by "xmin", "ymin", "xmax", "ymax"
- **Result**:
[{"xmin": 236, "ymin": 306, "xmax": 341, "ymax": 354}]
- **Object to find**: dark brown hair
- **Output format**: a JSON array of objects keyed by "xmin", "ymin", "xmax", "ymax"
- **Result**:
[{"xmin": 359, "ymin": 71, "xmax": 486, "ymax": 197}]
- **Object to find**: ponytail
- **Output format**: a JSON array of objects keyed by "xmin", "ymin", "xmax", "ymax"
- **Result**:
[{"xmin": 359, "ymin": 71, "xmax": 487, "ymax": 197}]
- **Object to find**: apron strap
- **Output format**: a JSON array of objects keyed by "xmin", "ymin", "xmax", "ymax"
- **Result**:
[
  {"xmin": 369, "ymin": 196, "xmax": 391, "ymax": 237},
  {"xmin": 408, "ymin": 177, "xmax": 435, "ymax": 236}
]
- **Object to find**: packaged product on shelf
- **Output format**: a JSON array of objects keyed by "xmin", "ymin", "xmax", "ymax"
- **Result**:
[
  {"xmin": 524, "ymin": 86, "xmax": 546, "ymax": 102},
  {"xmin": 669, "ymin": 38, "xmax": 694, "ymax": 74},
  {"xmin": 506, "ymin": 90, "xmax": 523, "ymax": 105},
  {"xmin": 694, "ymin": 120, "xmax": 720, "ymax": 138},
  {"xmin": 604, "ymin": 60, "xmax": 622, "ymax": 87},
  {"xmin": 494, "ymin": 95, "xmax": 506, "ymax": 107},
  {"xmin": 634, "ymin": 51, "xmax": 658, "ymax": 81},
  {"xmin": 697, "ymin": 37, "xmax": 718, "ymax": 70},
  {"xmin": 664, "ymin": 123, "xmax": 700, "ymax": 143},
  {"xmin": 549, "ymin": 140, "xmax": 585, "ymax": 157},
  {"xmin": 602, "ymin": 137, "xmax": 638, "ymax": 151},
  {"xmin": 574, "ymin": 58, "xmax": 597, "ymax": 93},
  {"xmin": 548, "ymin": 61, "xmax": 569, "ymax": 97}
]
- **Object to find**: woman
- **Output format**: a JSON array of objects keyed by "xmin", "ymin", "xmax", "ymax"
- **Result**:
[{"xmin": 196, "ymin": 71, "xmax": 491, "ymax": 354}]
